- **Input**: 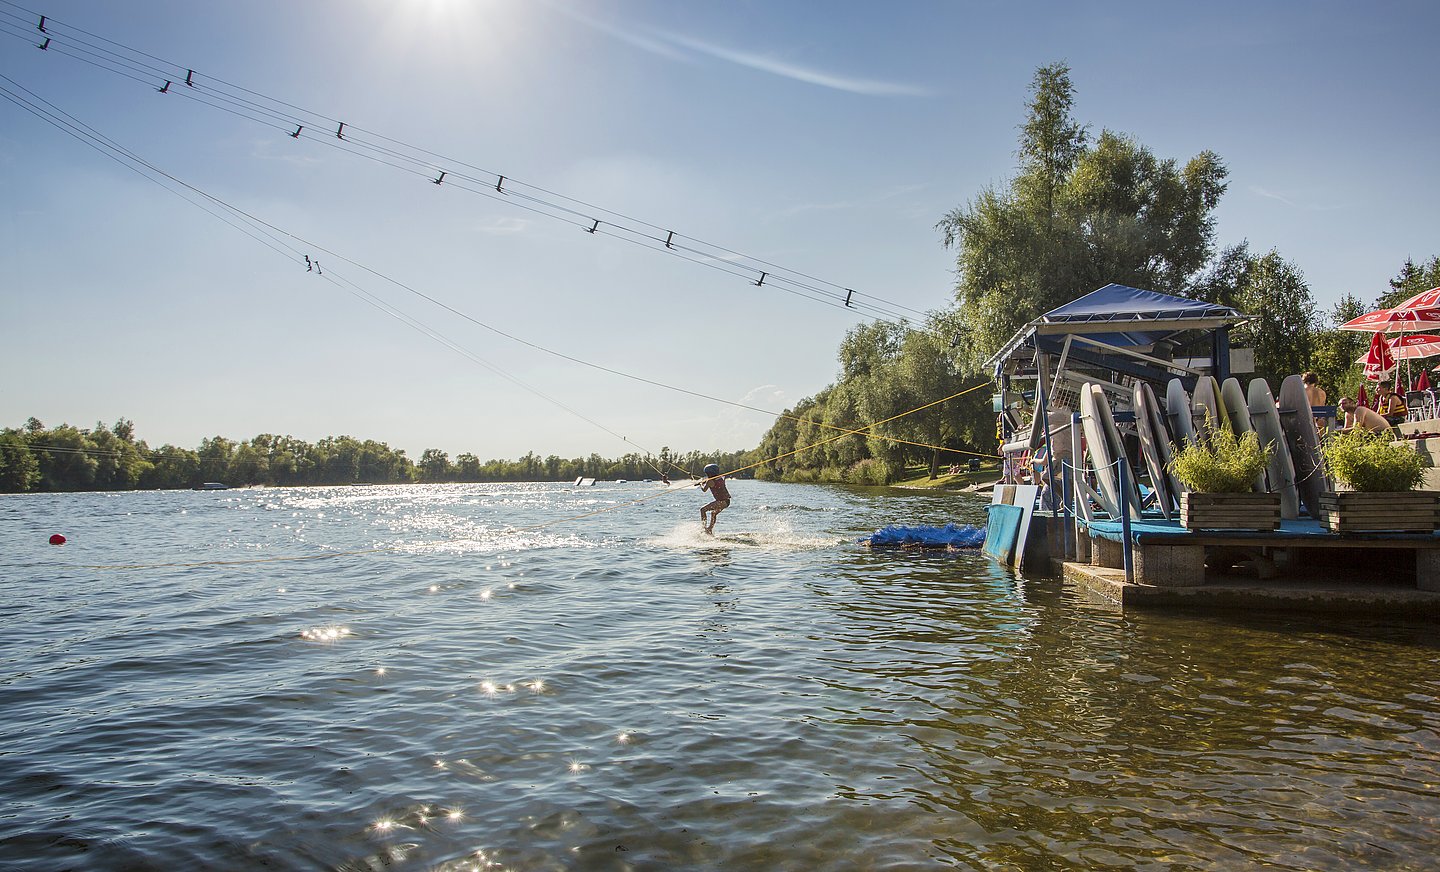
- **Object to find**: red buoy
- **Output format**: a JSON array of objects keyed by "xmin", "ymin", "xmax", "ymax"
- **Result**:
[{"xmin": 49, "ymin": 534, "xmax": 66, "ymax": 545}]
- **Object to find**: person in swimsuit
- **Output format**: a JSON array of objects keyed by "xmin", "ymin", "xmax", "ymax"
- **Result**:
[
  {"xmin": 1302, "ymin": 371, "xmax": 1329, "ymax": 432},
  {"xmin": 1339, "ymin": 397, "xmax": 1391, "ymax": 433},
  {"xmin": 1375, "ymin": 380, "xmax": 1406, "ymax": 425},
  {"xmin": 696, "ymin": 463, "xmax": 730, "ymax": 534}
]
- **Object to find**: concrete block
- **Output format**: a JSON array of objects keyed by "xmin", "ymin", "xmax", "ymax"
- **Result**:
[
  {"xmin": 1419, "ymin": 550, "xmax": 1440, "ymax": 592},
  {"xmin": 1136, "ymin": 543, "xmax": 1206, "ymax": 587},
  {"xmin": 1092, "ymin": 536, "xmax": 1124, "ymax": 569}
]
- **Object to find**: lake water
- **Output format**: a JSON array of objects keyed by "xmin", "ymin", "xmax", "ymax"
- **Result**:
[{"xmin": 2, "ymin": 481, "xmax": 1438, "ymax": 870}]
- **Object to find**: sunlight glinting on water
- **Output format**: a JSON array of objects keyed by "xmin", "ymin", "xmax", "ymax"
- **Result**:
[{"xmin": 3, "ymin": 481, "xmax": 1439, "ymax": 870}]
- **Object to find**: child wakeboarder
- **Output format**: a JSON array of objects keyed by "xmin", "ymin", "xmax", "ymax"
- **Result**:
[{"xmin": 696, "ymin": 463, "xmax": 731, "ymax": 534}]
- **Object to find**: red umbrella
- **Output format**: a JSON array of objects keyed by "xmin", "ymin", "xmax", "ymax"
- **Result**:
[
  {"xmin": 1357, "ymin": 383, "xmax": 1370, "ymax": 409},
  {"xmin": 1390, "ymin": 333, "xmax": 1440, "ymax": 359},
  {"xmin": 1363, "ymin": 331, "xmax": 1396, "ymax": 381},
  {"xmin": 1353, "ymin": 333, "xmax": 1440, "ymax": 363},
  {"xmin": 1417, "ymin": 370, "xmax": 1431, "ymax": 392},
  {"xmin": 1340, "ymin": 287, "xmax": 1440, "ymax": 333}
]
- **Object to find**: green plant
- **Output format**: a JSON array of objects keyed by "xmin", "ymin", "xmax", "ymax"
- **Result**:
[
  {"xmin": 1168, "ymin": 428, "xmax": 1270, "ymax": 493},
  {"xmin": 844, "ymin": 458, "xmax": 895, "ymax": 486},
  {"xmin": 1321, "ymin": 429, "xmax": 1425, "ymax": 492}
]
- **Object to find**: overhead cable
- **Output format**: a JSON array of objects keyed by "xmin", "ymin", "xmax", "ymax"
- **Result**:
[
  {"xmin": 2, "ymin": 74, "xmax": 993, "ymax": 461},
  {"xmin": 0, "ymin": 3, "xmax": 930, "ymax": 323}
]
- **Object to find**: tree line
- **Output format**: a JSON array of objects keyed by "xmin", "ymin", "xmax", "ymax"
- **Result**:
[
  {"xmin": 0, "ymin": 418, "xmax": 754, "ymax": 493},
  {"xmin": 752, "ymin": 62, "xmax": 1438, "ymax": 485}
]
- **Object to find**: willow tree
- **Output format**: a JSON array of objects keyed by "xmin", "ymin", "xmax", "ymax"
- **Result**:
[{"xmin": 937, "ymin": 62, "xmax": 1229, "ymax": 365}]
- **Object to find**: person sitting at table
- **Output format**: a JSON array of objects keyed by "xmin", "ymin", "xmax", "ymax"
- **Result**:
[
  {"xmin": 1375, "ymin": 380, "xmax": 1406, "ymax": 424},
  {"xmin": 1339, "ymin": 397, "xmax": 1392, "ymax": 433}
]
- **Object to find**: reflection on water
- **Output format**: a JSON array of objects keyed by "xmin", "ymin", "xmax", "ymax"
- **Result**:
[{"xmin": 1, "ymin": 482, "xmax": 1438, "ymax": 870}]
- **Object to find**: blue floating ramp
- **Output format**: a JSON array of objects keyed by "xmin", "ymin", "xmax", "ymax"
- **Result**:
[
  {"xmin": 858, "ymin": 523, "xmax": 986, "ymax": 549},
  {"xmin": 982, "ymin": 504, "xmax": 1025, "ymax": 564}
]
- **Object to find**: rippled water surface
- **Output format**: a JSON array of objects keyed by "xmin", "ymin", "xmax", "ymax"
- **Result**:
[{"xmin": 3, "ymin": 481, "xmax": 1439, "ymax": 870}]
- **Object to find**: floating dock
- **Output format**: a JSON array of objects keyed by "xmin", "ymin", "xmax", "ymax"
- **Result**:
[{"xmin": 1048, "ymin": 513, "xmax": 1440, "ymax": 618}]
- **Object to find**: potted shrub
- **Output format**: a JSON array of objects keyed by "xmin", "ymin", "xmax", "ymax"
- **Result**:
[
  {"xmin": 1169, "ymin": 428, "xmax": 1279, "ymax": 530},
  {"xmin": 1318, "ymin": 429, "xmax": 1438, "ymax": 532}
]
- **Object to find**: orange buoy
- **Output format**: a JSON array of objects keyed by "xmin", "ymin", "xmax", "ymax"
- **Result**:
[{"xmin": 49, "ymin": 534, "xmax": 66, "ymax": 545}]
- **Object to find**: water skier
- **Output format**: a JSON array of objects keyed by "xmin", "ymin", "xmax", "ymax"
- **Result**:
[{"xmin": 696, "ymin": 463, "xmax": 731, "ymax": 534}]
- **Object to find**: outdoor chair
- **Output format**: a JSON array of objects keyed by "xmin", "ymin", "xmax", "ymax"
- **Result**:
[{"xmin": 1406, "ymin": 391, "xmax": 1432, "ymax": 423}]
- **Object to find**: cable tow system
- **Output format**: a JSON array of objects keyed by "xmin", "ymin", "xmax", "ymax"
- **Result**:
[{"xmin": 0, "ymin": 2, "xmax": 934, "ymax": 324}]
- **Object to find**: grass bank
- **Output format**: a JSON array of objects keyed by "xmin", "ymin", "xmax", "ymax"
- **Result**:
[{"xmin": 892, "ymin": 461, "xmax": 1001, "ymax": 490}]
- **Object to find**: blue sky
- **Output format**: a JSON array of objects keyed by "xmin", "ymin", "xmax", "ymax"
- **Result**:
[{"xmin": 2, "ymin": 0, "xmax": 1437, "ymax": 460}]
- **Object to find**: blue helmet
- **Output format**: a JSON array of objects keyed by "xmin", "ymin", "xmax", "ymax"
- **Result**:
[{"xmin": 703, "ymin": 463, "xmax": 720, "ymax": 476}]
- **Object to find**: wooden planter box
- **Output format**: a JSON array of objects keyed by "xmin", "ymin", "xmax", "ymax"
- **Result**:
[
  {"xmin": 1180, "ymin": 492, "xmax": 1281, "ymax": 531},
  {"xmin": 1317, "ymin": 491, "xmax": 1440, "ymax": 533}
]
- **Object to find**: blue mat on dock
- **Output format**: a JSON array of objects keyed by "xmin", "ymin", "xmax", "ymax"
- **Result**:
[
  {"xmin": 860, "ymin": 523, "xmax": 986, "ymax": 548},
  {"xmin": 1084, "ymin": 516, "xmax": 1440, "ymax": 543},
  {"xmin": 982, "ymin": 505, "xmax": 1024, "ymax": 562}
]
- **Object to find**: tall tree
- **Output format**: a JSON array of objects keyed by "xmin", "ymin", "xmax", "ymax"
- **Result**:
[
  {"xmin": 937, "ymin": 63, "xmax": 1228, "ymax": 366},
  {"xmin": 892, "ymin": 326, "xmax": 967, "ymax": 479},
  {"xmin": 419, "ymin": 448, "xmax": 450, "ymax": 482},
  {"xmin": 1233, "ymin": 250, "xmax": 1318, "ymax": 387},
  {"xmin": 1188, "ymin": 242, "xmax": 1252, "ymax": 308},
  {"xmin": 1017, "ymin": 62, "xmax": 1088, "ymax": 228},
  {"xmin": 0, "ymin": 429, "xmax": 40, "ymax": 492},
  {"xmin": 1310, "ymin": 293, "xmax": 1369, "ymax": 403}
]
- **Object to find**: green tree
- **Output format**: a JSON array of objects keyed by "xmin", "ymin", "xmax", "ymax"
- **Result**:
[
  {"xmin": 230, "ymin": 442, "xmax": 269, "ymax": 485},
  {"xmin": 1188, "ymin": 242, "xmax": 1252, "ymax": 308},
  {"xmin": 0, "ymin": 429, "xmax": 40, "ymax": 492},
  {"xmin": 1017, "ymin": 62, "xmax": 1088, "ymax": 226},
  {"xmin": 34, "ymin": 425, "xmax": 98, "ymax": 491},
  {"xmin": 1309, "ymin": 294, "xmax": 1369, "ymax": 404},
  {"xmin": 142, "ymin": 444, "xmax": 201, "ymax": 489},
  {"xmin": 419, "ymin": 448, "xmax": 450, "ymax": 482},
  {"xmin": 312, "ymin": 436, "xmax": 361, "ymax": 483},
  {"xmin": 90, "ymin": 425, "xmax": 150, "ymax": 489},
  {"xmin": 454, "ymin": 452, "xmax": 482, "ymax": 480},
  {"xmin": 1232, "ymin": 250, "xmax": 1318, "ymax": 388},
  {"xmin": 197, "ymin": 436, "xmax": 235, "ymax": 484},
  {"xmin": 893, "ymin": 327, "xmax": 968, "ymax": 479},
  {"xmin": 937, "ymin": 63, "xmax": 1228, "ymax": 366}
]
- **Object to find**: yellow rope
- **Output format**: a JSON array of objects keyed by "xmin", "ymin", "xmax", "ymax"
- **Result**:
[
  {"xmin": 727, "ymin": 380, "xmax": 997, "ymax": 478},
  {"xmin": 751, "ymin": 389, "xmax": 999, "ymax": 460}
]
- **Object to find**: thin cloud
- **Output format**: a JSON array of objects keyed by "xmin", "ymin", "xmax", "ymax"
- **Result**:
[
  {"xmin": 740, "ymin": 384, "xmax": 788, "ymax": 407},
  {"xmin": 547, "ymin": 1, "xmax": 932, "ymax": 97},
  {"xmin": 658, "ymin": 31, "xmax": 934, "ymax": 97},
  {"xmin": 1250, "ymin": 185, "xmax": 1340, "ymax": 212}
]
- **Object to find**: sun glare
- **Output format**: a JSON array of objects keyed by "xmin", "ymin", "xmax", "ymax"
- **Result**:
[{"xmin": 379, "ymin": 0, "xmax": 530, "ymax": 74}]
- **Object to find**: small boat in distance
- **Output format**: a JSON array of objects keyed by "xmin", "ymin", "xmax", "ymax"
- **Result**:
[{"xmin": 195, "ymin": 482, "xmax": 229, "ymax": 490}]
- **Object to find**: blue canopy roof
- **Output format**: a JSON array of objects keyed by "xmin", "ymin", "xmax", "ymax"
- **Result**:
[
  {"xmin": 985, "ymin": 283, "xmax": 1248, "ymax": 372},
  {"xmin": 1041, "ymin": 283, "xmax": 1243, "ymax": 325}
]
